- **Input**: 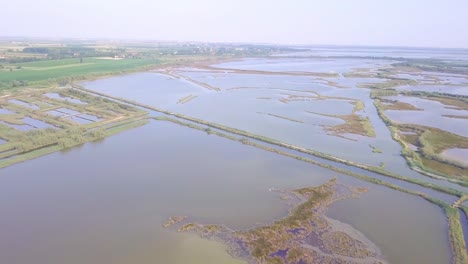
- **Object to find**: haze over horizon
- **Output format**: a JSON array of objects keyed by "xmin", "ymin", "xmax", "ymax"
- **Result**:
[{"xmin": 2, "ymin": 0, "xmax": 468, "ymax": 49}]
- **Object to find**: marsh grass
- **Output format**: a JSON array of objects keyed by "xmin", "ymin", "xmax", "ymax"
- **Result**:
[
  {"xmin": 353, "ymin": 101, "xmax": 365, "ymax": 113},
  {"xmin": 380, "ymin": 100, "xmax": 423, "ymax": 111},
  {"xmin": 177, "ymin": 94, "xmax": 198, "ymax": 104},
  {"xmin": 446, "ymin": 207, "xmax": 468, "ymax": 264},
  {"xmin": 307, "ymin": 111, "xmax": 376, "ymax": 138},
  {"xmin": 327, "ymin": 114, "xmax": 375, "ymax": 138},
  {"xmin": 374, "ymin": 98, "xmax": 468, "ymax": 182}
]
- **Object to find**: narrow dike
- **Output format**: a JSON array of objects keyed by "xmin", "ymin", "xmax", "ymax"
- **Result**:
[
  {"xmin": 74, "ymin": 84, "xmax": 467, "ymax": 199},
  {"xmin": 459, "ymin": 208, "xmax": 468, "ymax": 255}
]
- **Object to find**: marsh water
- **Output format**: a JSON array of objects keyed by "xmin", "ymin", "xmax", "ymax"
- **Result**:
[
  {"xmin": 2, "ymin": 51, "xmax": 467, "ymax": 264},
  {"xmin": 442, "ymin": 148, "xmax": 468, "ymax": 166},
  {"xmin": 384, "ymin": 95, "xmax": 468, "ymax": 137}
]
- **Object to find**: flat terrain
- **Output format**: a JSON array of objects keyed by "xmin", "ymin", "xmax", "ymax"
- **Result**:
[
  {"xmin": 0, "ymin": 57, "xmax": 159, "ymax": 83},
  {"xmin": 0, "ymin": 42, "xmax": 467, "ymax": 264}
]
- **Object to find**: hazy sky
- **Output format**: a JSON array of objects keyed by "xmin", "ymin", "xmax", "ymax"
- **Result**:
[{"xmin": 2, "ymin": 0, "xmax": 468, "ymax": 48}]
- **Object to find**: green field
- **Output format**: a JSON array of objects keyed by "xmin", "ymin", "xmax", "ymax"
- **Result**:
[{"xmin": 0, "ymin": 57, "xmax": 160, "ymax": 84}]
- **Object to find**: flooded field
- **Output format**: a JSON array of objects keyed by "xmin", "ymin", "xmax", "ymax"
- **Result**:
[
  {"xmin": 44, "ymin": 93, "xmax": 88, "ymax": 105},
  {"xmin": 47, "ymin": 108, "xmax": 101, "ymax": 124},
  {"xmin": 8, "ymin": 99, "xmax": 40, "ymax": 110}
]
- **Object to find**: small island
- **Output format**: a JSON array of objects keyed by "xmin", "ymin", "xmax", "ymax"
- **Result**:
[{"xmin": 164, "ymin": 179, "xmax": 386, "ymax": 264}]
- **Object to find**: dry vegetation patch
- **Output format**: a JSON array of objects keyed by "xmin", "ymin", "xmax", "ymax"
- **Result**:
[{"xmin": 164, "ymin": 180, "xmax": 385, "ymax": 264}]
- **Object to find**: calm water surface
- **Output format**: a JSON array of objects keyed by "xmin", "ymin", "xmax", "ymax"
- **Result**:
[
  {"xmin": 384, "ymin": 95, "xmax": 468, "ymax": 137},
  {"xmin": 0, "ymin": 121, "xmax": 451, "ymax": 264}
]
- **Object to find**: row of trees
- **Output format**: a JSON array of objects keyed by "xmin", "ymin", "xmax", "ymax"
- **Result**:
[
  {"xmin": 0, "ymin": 56, "xmax": 41, "ymax": 63},
  {"xmin": 23, "ymin": 46, "xmax": 127, "ymax": 60},
  {"xmin": 0, "ymin": 80, "xmax": 29, "ymax": 89},
  {"xmin": 11, "ymin": 126, "xmax": 107, "ymax": 152}
]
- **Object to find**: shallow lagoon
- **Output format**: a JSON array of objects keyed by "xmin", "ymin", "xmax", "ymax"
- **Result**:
[
  {"xmin": 47, "ymin": 108, "xmax": 101, "ymax": 124},
  {"xmin": 82, "ymin": 58, "xmax": 468, "ymax": 194},
  {"xmin": 82, "ymin": 72, "xmax": 208, "ymax": 108},
  {"xmin": 384, "ymin": 95, "xmax": 468, "ymax": 137},
  {"xmin": 8, "ymin": 99, "xmax": 40, "ymax": 110},
  {"xmin": 0, "ymin": 121, "xmax": 451, "ymax": 264},
  {"xmin": 215, "ymin": 58, "xmax": 394, "ymax": 74}
]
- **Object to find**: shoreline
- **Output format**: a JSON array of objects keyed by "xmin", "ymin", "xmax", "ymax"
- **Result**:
[
  {"xmin": 72, "ymin": 84, "xmax": 466, "ymax": 199},
  {"xmin": 164, "ymin": 179, "xmax": 387, "ymax": 264}
]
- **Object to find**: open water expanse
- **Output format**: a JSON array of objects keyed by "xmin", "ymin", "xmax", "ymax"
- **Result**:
[{"xmin": 2, "ymin": 47, "xmax": 468, "ymax": 264}]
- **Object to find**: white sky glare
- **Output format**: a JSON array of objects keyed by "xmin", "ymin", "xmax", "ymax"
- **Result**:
[{"xmin": 2, "ymin": 0, "xmax": 468, "ymax": 48}]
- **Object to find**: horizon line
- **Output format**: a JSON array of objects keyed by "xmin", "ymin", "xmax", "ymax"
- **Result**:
[{"xmin": 1, "ymin": 35, "xmax": 468, "ymax": 51}]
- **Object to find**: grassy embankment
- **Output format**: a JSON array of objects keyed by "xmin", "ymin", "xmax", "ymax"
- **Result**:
[
  {"xmin": 372, "ymin": 93, "xmax": 468, "ymax": 186},
  {"xmin": 306, "ymin": 100, "xmax": 376, "ymax": 138},
  {"xmin": 445, "ymin": 206, "xmax": 468, "ymax": 264}
]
